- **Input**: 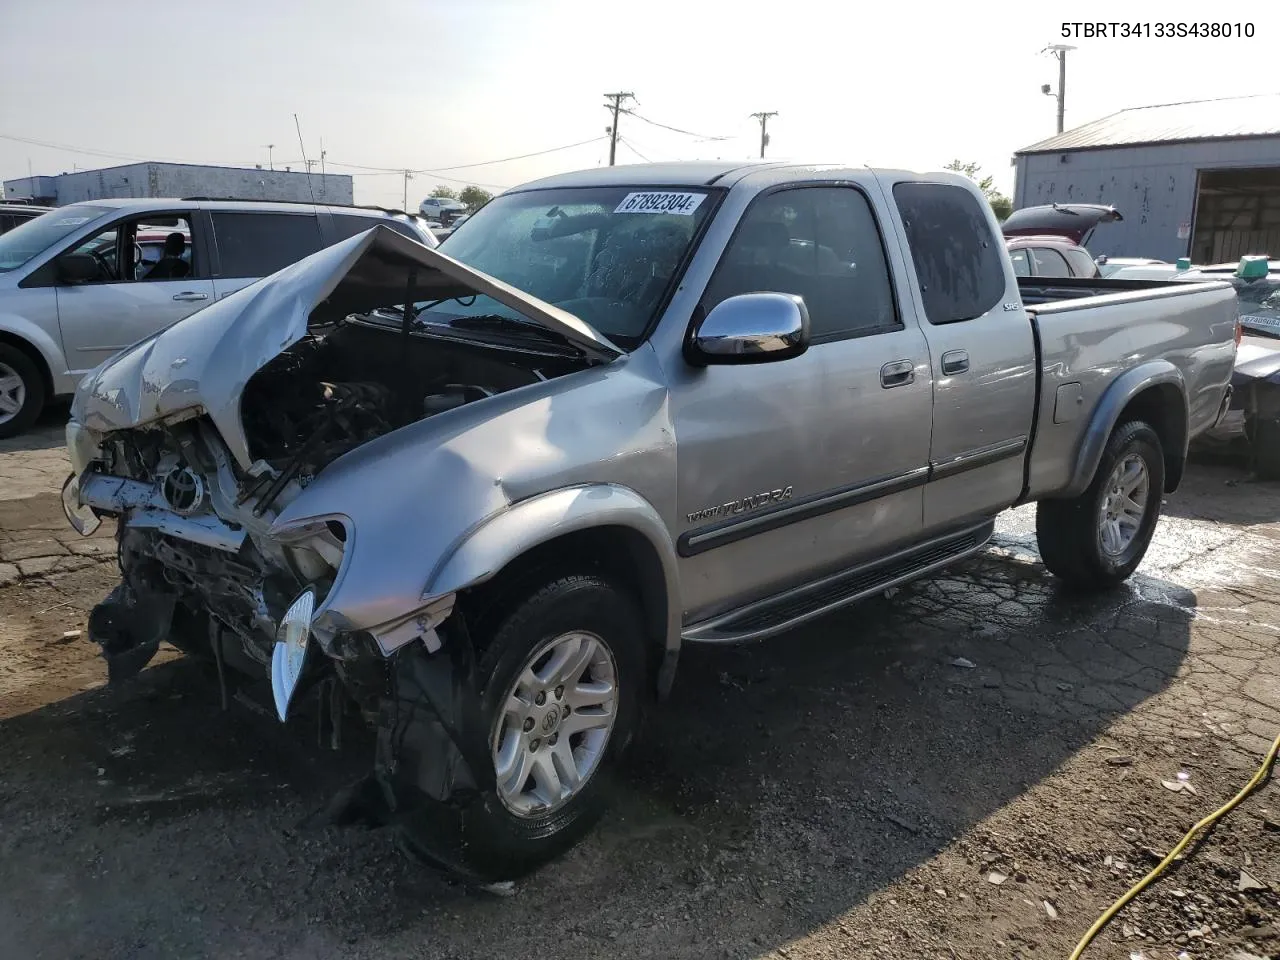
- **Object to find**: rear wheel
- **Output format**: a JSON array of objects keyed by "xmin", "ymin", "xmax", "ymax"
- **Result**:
[
  {"xmin": 1036, "ymin": 420, "xmax": 1165, "ymax": 590},
  {"xmin": 393, "ymin": 573, "xmax": 647, "ymax": 882},
  {"xmin": 0, "ymin": 344, "xmax": 45, "ymax": 439}
]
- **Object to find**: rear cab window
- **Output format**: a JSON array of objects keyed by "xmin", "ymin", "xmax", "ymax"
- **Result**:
[{"xmin": 891, "ymin": 182, "xmax": 1006, "ymax": 323}]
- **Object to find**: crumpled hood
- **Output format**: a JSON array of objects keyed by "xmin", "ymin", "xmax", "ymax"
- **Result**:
[{"xmin": 71, "ymin": 225, "xmax": 622, "ymax": 467}]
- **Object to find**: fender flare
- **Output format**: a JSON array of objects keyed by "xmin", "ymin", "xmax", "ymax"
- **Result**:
[
  {"xmin": 424, "ymin": 483, "xmax": 683, "ymax": 695},
  {"xmin": 0, "ymin": 313, "xmax": 69, "ymax": 396},
  {"xmin": 1060, "ymin": 360, "xmax": 1188, "ymax": 498}
]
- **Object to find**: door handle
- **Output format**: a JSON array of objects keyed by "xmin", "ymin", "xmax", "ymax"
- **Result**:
[
  {"xmin": 880, "ymin": 359, "xmax": 915, "ymax": 388},
  {"xmin": 941, "ymin": 350, "xmax": 969, "ymax": 375},
  {"xmin": 172, "ymin": 292, "xmax": 209, "ymax": 302}
]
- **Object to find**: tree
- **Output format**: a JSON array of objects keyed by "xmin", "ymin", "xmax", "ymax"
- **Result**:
[
  {"xmin": 944, "ymin": 160, "xmax": 1012, "ymax": 221},
  {"xmin": 429, "ymin": 185, "xmax": 459, "ymax": 200},
  {"xmin": 459, "ymin": 185, "xmax": 493, "ymax": 211}
]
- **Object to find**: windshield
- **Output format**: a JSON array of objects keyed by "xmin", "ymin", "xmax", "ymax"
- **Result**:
[
  {"xmin": 0, "ymin": 205, "xmax": 112, "ymax": 273},
  {"xmin": 428, "ymin": 185, "xmax": 715, "ymax": 346},
  {"xmin": 1235, "ymin": 276, "xmax": 1280, "ymax": 338}
]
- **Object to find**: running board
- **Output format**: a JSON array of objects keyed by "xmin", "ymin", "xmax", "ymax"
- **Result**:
[{"xmin": 681, "ymin": 519, "xmax": 995, "ymax": 645}]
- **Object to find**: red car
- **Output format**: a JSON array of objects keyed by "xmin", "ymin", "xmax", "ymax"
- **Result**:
[{"xmin": 1001, "ymin": 203, "xmax": 1124, "ymax": 279}]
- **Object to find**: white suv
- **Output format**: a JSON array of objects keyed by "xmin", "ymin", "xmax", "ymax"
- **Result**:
[
  {"xmin": 418, "ymin": 196, "xmax": 467, "ymax": 224},
  {"xmin": 0, "ymin": 199, "xmax": 436, "ymax": 437}
]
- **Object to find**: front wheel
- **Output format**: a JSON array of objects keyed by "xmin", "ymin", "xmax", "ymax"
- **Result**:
[
  {"xmin": 1036, "ymin": 420, "xmax": 1166, "ymax": 590},
  {"xmin": 392, "ymin": 573, "xmax": 647, "ymax": 882},
  {"xmin": 0, "ymin": 344, "xmax": 45, "ymax": 439}
]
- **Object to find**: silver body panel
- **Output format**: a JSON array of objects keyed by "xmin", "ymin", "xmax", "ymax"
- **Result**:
[{"xmin": 64, "ymin": 162, "xmax": 1238, "ymax": 684}]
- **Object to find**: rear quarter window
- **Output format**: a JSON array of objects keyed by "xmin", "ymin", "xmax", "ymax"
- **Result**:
[
  {"xmin": 892, "ymin": 182, "xmax": 1006, "ymax": 324},
  {"xmin": 211, "ymin": 212, "xmax": 324, "ymax": 278}
]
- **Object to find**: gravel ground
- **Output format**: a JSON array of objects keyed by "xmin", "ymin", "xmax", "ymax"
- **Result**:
[{"xmin": 1, "ymin": 412, "xmax": 1278, "ymax": 960}]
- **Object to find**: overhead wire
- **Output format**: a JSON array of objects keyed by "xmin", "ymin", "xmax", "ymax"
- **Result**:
[
  {"xmin": 618, "ymin": 109, "xmax": 732, "ymax": 141},
  {"xmin": 618, "ymin": 137, "xmax": 653, "ymax": 163},
  {"xmin": 1, "ymin": 131, "xmax": 609, "ymax": 191}
]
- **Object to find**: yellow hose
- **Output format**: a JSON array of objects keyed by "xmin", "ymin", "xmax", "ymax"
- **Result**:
[{"xmin": 1069, "ymin": 729, "xmax": 1280, "ymax": 959}]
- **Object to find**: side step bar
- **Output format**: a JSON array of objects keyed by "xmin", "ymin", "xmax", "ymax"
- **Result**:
[{"xmin": 682, "ymin": 519, "xmax": 995, "ymax": 645}]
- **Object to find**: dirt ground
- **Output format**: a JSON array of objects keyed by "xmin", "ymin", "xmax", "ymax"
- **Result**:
[{"xmin": 2, "ymin": 411, "xmax": 1279, "ymax": 960}]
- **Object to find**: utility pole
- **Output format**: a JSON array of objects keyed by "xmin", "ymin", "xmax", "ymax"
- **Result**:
[
  {"xmin": 403, "ymin": 170, "xmax": 414, "ymax": 210},
  {"xmin": 603, "ymin": 92, "xmax": 635, "ymax": 166},
  {"xmin": 1040, "ymin": 45, "xmax": 1075, "ymax": 133},
  {"xmin": 750, "ymin": 111, "xmax": 778, "ymax": 158},
  {"xmin": 263, "ymin": 144, "xmax": 275, "ymax": 170}
]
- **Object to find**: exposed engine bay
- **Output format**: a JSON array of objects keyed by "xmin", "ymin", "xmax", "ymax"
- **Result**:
[
  {"xmin": 84, "ymin": 318, "xmax": 586, "ymax": 676},
  {"xmin": 241, "ymin": 317, "xmax": 582, "ymax": 491}
]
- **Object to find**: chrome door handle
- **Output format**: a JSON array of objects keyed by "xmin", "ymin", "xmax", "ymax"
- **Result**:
[
  {"xmin": 880, "ymin": 359, "xmax": 915, "ymax": 388},
  {"xmin": 941, "ymin": 349, "xmax": 969, "ymax": 375},
  {"xmin": 172, "ymin": 292, "xmax": 209, "ymax": 302}
]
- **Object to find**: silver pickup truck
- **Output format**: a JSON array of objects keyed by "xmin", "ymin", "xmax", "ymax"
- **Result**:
[{"xmin": 61, "ymin": 161, "xmax": 1239, "ymax": 884}]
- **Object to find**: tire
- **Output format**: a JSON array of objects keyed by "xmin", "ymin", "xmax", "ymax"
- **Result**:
[
  {"xmin": 1245, "ymin": 415, "xmax": 1280, "ymax": 480},
  {"xmin": 0, "ymin": 343, "xmax": 45, "ymax": 439},
  {"xmin": 1036, "ymin": 419, "xmax": 1166, "ymax": 590},
  {"xmin": 394, "ymin": 573, "xmax": 647, "ymax": 882}
]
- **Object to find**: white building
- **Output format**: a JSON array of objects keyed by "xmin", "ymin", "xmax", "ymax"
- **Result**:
[{"xmin": 4, "ymin": 161, "xmax": 354, "ymax": 207}]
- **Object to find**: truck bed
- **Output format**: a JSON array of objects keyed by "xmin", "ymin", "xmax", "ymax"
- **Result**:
[
  {"xmin": 1017, "ymin": 276, "xmax": 1239, "ymax": 502},
  {"xmin": 1017, "ymin": 275, "xmax": 1178, "ymax": 306}
]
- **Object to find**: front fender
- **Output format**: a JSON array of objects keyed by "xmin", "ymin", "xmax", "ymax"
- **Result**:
[
  {"xmin": 426, "ymin": 483, "xmax": 682, "ymax": 688},
  {"xmin": 1061, "ymin": 360, "xmax": 1187, "ymax": 498},
  {"xmin": 0, "ymin": 313, "xmax": 72, "ymax": 395}
]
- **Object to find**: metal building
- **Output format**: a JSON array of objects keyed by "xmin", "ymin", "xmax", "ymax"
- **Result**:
[
  {"xmin": 1012, "ymin": 93, "xmax": 1280, "ymax": 262},
  {"xmin": 3, "ymin": 161, "xmax": 353, "ymax": 207}
]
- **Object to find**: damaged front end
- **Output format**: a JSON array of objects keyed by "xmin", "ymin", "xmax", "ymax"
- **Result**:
[{"xmin": 59, "ymin": 225, "xmax": 624, "ymax": 882}]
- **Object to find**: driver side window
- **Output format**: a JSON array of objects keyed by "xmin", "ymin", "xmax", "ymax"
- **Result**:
[
  {"xmin": 701, "ymin": 186, "xmax": 901, "ymax": 342},
  {"xmin": 66, "ymin": 226, "xmax": 122, "ymax": 283},
  {"xmin": 57, "ymin": 214, "xmax": 196, "ymax": 284}
]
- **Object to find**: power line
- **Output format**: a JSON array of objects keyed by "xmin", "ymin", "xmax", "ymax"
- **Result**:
[
  {"xmin": 618, "ymin": 137, "xmax": 652, "ymax": 163},
  {"xmin": 619, "ymin": 108, "xmax": 732, "ymax": 141},
  {"xmin": 0, "ymin": 131, "xmax": 588, "ymax": 191},
  {"xmin": 0, "ymin": 131, "xmax": 260, "ymax": 169},
  {"xmin": 322, "ymin": 161, "xmax": 508, "ymax": 189},
  {"xmin": 429, "ymin": 136, "xmax": 609, "ymax": 171}
]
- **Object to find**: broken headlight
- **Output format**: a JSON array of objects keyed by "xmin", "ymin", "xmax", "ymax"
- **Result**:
[
  {"xmin": 271, "ymin": 586, "xmax": 317, "ymax": 722},
  {"xmin": 61, "ymin": 472, "xmax": 102, "ymax": 537}
]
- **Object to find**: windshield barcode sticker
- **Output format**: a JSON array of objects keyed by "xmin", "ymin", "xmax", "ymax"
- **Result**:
[
  {"xmin": 52, "ymin": 217, "xmax": 92, "ymax": 226},
  {"xmin": 614, "ymin": 191, "xmax": 706, "ymax": 216}
]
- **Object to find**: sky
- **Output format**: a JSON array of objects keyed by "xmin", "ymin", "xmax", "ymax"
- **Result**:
[{"xmin": 3, "ymin": 0, "xmax": 1279, "ymax": 210}]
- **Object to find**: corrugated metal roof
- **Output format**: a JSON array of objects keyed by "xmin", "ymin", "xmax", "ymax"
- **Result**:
[{"xmin": 1016, "ymin": 93, "xmax": 1280, "ymax": 154}]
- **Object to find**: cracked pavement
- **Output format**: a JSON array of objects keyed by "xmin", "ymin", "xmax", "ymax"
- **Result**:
[{"xmin": 0, "ymin": 413, "xmax": 1277, "ymax": 959}]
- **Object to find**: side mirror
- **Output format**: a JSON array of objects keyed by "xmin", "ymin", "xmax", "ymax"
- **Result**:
[
  {"xmin": 687, "ymin": 292, "xmax": 810, "ymax": 366},
  {"xmin": 56, "ymin": 252, "xmax": 102, "ymax": 284}
]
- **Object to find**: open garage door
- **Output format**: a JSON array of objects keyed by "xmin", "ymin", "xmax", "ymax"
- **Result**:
[{"xmin": 1191, "ymin": 166, "xmax": 1280, "ymax": 262}]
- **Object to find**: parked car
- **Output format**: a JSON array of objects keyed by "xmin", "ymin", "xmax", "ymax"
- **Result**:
[
  {"xmin": 0, "ymin": 202, "xmax": 55, "ymax": 235},
  {"xmin": 61, "ymin": 162, "xmax": 1237, "ymax": 885},
  {"xmin": 1096, "ymin": 255, "xmax": 1169, "ymax": 278},
  {"xmin": 0, "ymin": 199, "xmax": 436, "ymax": 437},
  {"xmin": 1002, "ymin": 203, "xmax": 1125, "ymax": 278},
  {"xmin": 419, "ymin": 196, "xmax": 467, "ymax": 225}
]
